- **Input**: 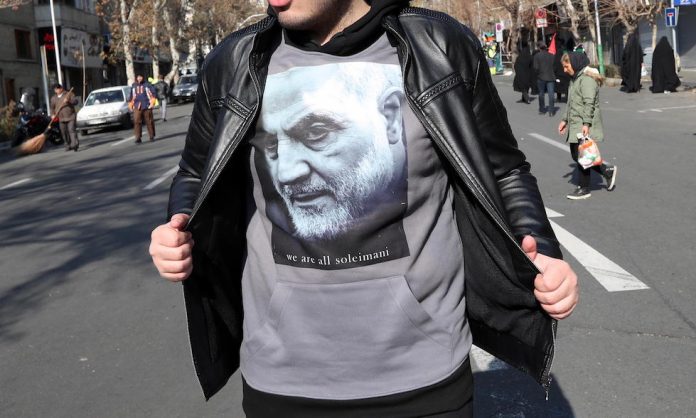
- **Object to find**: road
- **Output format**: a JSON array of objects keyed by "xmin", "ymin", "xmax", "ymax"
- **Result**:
[{"xmin": 1, "ymin": 79, "xmax": 695, "ymax": 417}]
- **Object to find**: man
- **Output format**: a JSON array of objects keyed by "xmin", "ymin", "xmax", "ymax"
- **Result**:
[
  {"xmin": 50, "ymin": 83, "xmax": 79, "ymax": 152},
  {"xmin": 533, "ymin": 41, "xmax": 557, "ymax": 116},
  {"xmin": 154, "ymin": 74, "xmax": 170, "ymax": 121},
  {"xmin": 150, "ymin": 1, "xmax": 579, "ymax": 416},
  {"xmin": 128, "ymin": 74, "xmax": 156, "ymax": 143}
]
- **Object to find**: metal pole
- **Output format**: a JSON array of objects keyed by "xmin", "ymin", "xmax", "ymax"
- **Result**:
[
  {"xmin": 40, "ymin": 46, "xmax": 50, "ymax": 112},
  {"xmin": 49, "ymin": 0, "xmax": 62, "ymax": 85},
  {"xmin": 671, "ymin": 0, "xmax": 681, "ymax": 71},
  {"xmin": 594, "ymin": 0, "xmax": 605, "ymax": 75}
]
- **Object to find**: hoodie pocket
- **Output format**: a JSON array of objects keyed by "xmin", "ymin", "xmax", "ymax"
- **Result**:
[{"xmin": 242, "ymin": 276, "xmax": 455, "ymax": 399}]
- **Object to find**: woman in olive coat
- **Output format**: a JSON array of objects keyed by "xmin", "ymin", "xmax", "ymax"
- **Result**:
[{"xmin": 558, "ymin": 52, "xmax": 618, "ymax": 200}]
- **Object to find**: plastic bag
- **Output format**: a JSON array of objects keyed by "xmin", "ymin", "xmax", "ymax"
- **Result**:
[{"xmin": 577, "ymin": 134, "xmax": 603, "ymax": 169}]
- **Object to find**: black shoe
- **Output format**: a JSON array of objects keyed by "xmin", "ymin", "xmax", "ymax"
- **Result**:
[
  {"xmin": 149, "ymin": 137, "xmax": 155, "ymax": 142},
  {"xmin": 566, "ymin": 187, "xmax": 591, "ymax": 200},
  {"xmin": 538, "ymin": 110, "xmax": 546, "ymax": 115},
  {"xmin": 73, "ymin": 147, "xmax": 78, "ymax": 152},
  {"xmin": 65, "ymin": 148, "xmax": 72, "ymax": 152},
  {"xmin": 162, "ymin": 119, "xmax": 167, "ymax": 122},
  {"xmin": 549, "ymin": 111, "xmax": 556, "ymax": 117},
  {"xmin": 135, "ymin": 138, "xmax": 142, "ymax": 144},
  {"xmin": 604, "ymin": 165, "xmax": 618, "ymax": 191}
]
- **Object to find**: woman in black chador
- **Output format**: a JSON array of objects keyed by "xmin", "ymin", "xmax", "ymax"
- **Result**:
[
  {"xmin": 554, "ymin": 31, "xmax": 575, "ymax": 102},
  {"xmin": 651, "ymin": 37, "xmax": 681, "ymax": 93},
  {"xmin": 621, "ymin": 29, "xmax": 643, "ymax": 93},
  {"xmin": 513, "ymin": 41, "xmax": 534, "ymax": 104}
]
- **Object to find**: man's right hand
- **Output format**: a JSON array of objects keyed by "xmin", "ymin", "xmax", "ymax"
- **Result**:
[
  {"xmin": 558, "ymin": 120, "xmax": 567, "ymax": 135},
  {"xmin": 150, "ymin": 213, "xmax": 194, "ymax": 282}
]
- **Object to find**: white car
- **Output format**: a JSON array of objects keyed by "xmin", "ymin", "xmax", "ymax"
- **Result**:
[{"xmin": 76, "ymin": 86, "xmax": 133, "ymax": 134}]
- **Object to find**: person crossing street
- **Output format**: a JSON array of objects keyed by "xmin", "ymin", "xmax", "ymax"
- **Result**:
[{"xmin": 128, "ymin": 74, "xmax": 157, "ymax": 143}]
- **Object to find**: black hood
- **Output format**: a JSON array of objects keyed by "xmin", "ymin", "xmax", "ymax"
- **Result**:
[{"xmin": 269, "ymin": 0, "xmax": 409, "ymax": 56}]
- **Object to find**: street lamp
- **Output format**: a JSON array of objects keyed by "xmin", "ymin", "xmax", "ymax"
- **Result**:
[
  {"xmin": 593, "ymin": 0, "xmax": 604, "ymax": 75},
  {"xmin": 49, "ymin": 0, "xmax": 63, "ymax": 85}
]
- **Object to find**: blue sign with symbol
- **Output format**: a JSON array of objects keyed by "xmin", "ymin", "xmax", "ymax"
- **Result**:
[
  {"xmin": 674, "ymin": 0, "xmax": 695, "ymax": 6},
  {"xmin": 665, "ymin": 8, "xmax": 678, "ymax": 27}
]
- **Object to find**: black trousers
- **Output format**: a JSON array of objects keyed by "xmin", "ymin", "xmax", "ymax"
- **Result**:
[
  {"xmin": 242, "ymin": 358, "xmax": 474, "ymax": 418},
  {"xmin": 59, "ymin": 120, "xmax": 78, "ymax": 150},
  {"xmin": 570, "ymin": 142, "xmax": 608, "ymax": 188}
]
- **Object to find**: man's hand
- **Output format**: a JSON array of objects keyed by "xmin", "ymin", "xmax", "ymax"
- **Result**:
[
  {"xmin": 558, "ymin": 120, "xmax": 567, "ymax": 135},
  {"xmin": 521, "ymin": 235, "xmax": 578, "ymax": 320},
  {"xmin": 581, "ymin": 125, "xmax": 590, "ymax": 137},
  {"xmin": 150, "ymin": 214, "xmax": 194, "ymax": 282}
]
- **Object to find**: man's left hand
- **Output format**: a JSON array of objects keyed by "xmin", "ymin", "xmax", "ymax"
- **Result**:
[
  {"xmin": 522, "ymin": 235, "xmax": 579, "ymax": 320},
  {"xmin": 581, "ymin": 125, "xmax": 590, "ymax": 137}
]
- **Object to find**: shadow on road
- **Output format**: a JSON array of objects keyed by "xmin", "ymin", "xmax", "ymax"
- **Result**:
[{"xmin": 0, "ymin": 149, "xmax": 182, "ymax": 343}]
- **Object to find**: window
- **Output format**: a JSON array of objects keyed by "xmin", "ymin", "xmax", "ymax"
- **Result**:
[{"xmin": 15, "ymin": 30, "xmax": 32, "ymax": 60}]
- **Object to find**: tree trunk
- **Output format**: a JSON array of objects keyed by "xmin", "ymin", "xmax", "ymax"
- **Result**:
[
  {"xmin": 120, "ymin": 0, "xmax": 136, "ymax": 85},
  {"xmin": 163, "ymin": 3, "xmax": 181, "ymax": 84},
  {"xmin": 151, "ymin": 0, "xmax": 162, "ymax": 80},
  {"xmin": 651, "ymin": 20, "xmax": 658, "ymax": 50},
  {"xmin": 561, "ymin": 0, "xmax": 581, "ymax": 40},
  {"xmin": 580, "ymin": 0, "xmax": 597, "ymax": 45}
]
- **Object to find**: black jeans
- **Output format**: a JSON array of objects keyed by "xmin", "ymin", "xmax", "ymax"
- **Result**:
[
  {"xmin": 537, "ymin": 80, "xmax": 555, "ymax": 113},
  {"xmin": 570, "ymin": 142, "xmax": 608, "ymax": 188}
]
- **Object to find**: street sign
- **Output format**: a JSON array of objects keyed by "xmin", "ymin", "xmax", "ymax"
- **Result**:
[
  {"xmin": 535, "ymin": 8, "xmax": 548, "ymax": 28},
  {"xmin": 674, "ymin": 0, "xmax": 695, "ymax": 6},
  {"xmin": 665, "ymin": 7, "xmax": 678, "ymax": 27},
  {"xmin": 495, "ymin": 22, "xmax": 504, "ymax": 43}
]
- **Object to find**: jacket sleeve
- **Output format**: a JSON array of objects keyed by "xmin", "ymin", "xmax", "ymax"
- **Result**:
[
  {"xmin": 579, "ymin": 77, "xmax": 598, "ymax": 127},
  {"xmin": 469, "ymin": 42, "xmax": 562, "ymax": 259},
  {"xmin": 167, "ymin": 73, "xmax": 217, "ymax": 220}
]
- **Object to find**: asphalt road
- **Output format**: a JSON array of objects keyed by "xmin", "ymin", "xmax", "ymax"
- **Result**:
[{"xmin": 0, "ymin": 79, "xmax": 694, "ymax": 417}]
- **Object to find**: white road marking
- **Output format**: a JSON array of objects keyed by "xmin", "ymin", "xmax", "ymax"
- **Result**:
[
  {"xmin": 470, "ymin": 345, "xmax": 508, "ymax": 372},
  {"xmin": 0, "ymin": 178, "xmax": 32, "ymax": 190},
  {"xmin": 637, "ymin": 104, "xmax": 696, "ymax": 114},
  {"xmin": 110, "ymin": 135, "xmax": 136, "ymax": 147},
  {"xmin": 144, "ymin": 166, "xmax": 179, "ymax": 190},
  {"xmin": 528, "ymin": 133, "xmax": 568, "ymax": 152},
  {"xmin": 545, "ymin": 207, "xmax": 564, "ymax": 218},
  {"xmin": 545, "ymin": 210, "xmax": 649, "ymax": 292}
]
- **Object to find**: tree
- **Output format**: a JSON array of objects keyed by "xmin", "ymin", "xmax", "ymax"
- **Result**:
[{"xmin": 601, "ymin": 0, "xmax": 665, "ymax": 46}]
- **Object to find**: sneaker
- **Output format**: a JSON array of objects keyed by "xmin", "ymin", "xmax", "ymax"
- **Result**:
[
  {"xmin": 566, "ymin": 187, "xmax": 591, "ymax": 200},
  {"xmin": 604, "ymin": 165, "xmax": 618, "ymax": 191}
]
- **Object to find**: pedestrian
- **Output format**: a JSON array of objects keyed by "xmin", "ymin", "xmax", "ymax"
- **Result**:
[
  {"xmin": 621, "ymin": 29, "xmax": 643, "ymax": 93},
  {"xmin": 154, "ymin": 74, "xmax": 170, "ymax": 121},
  {"xmin": 513, "ymin": 40, "xmax": 533, "ymax": 104},
  {"xmin": 650, "ymin": 36, "xmax": 680, "ymax": 94},
  {"xmin": 553, "ymin": 31, "xmax": 575, "ymax": 103},
  {"xmin": 149, "ymin": 2, "xmax": 579, "ymax": 417},
  {"xmin": 50, "ymin": 83, "xmax": 79, "ymax": 152},
  {"xmin": 533, "ymin": 41, "xmax": 557, "ymax": 116},
  {"xmin": 128, "ymin": 74, "xmax": 156, "ymax": 143},
  {"xmin": 558, "ymin": 52, "xmax": 618, "ymax": 200}
]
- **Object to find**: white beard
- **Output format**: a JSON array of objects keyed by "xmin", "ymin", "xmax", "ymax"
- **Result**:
[{"xmin": 275, "ymin": 144, "xmax": 395, "ymax": 241}]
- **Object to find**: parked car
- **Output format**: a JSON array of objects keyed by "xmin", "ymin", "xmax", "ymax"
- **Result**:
[
  {"xmin": 76, "ymin": 86, "xmax": 132, "ymax": 135},
  {"xmin": 170, "ymin": 75, "xmax": 198, "ymax": 104}
]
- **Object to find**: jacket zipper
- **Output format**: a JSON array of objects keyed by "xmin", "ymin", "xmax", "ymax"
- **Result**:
[{"xmin": 384, "ymin": 18, "xmax": 555, "ymax": 394}]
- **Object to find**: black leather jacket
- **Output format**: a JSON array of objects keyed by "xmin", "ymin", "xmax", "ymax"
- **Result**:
[{"xmin": 168, "ymin": 8, "xmax": 561, "ymax": 399}]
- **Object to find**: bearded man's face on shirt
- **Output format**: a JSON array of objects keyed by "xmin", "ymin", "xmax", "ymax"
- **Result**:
[{"xmin": 256, "ymin": 63, "xmax": 406, "ymax": 241}]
